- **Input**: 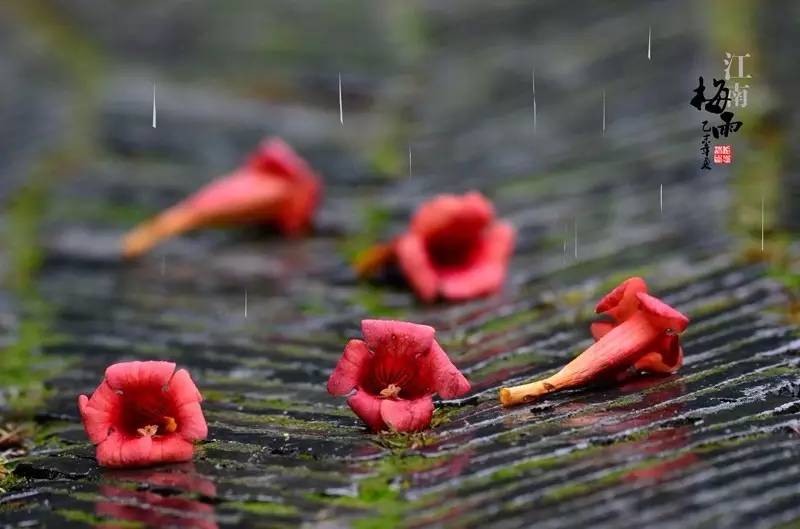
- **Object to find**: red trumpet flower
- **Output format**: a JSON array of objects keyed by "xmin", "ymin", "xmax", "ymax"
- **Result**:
[
  {"xmin": 122, "ymin": 137, "xmax": 321, "ymax": 258},
  {"xmin": 590, "ymin": 276, "xmax": 685, "ymax": 375},
  {"xmin": 500, "ymin": 277, "xmax": 689, "ymax": 407},
  {"xmin": 78, "ymin": 361, "xmax": 208, "ymax": 468},
  {"xmin": 355, "ymin": 192, "xmax": 515, "ymax": 302},
  {"xmin": 327, "ymin": 320, "xmax": 470, "ymax": 432}
]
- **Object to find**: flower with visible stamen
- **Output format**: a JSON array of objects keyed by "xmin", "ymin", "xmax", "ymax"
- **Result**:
[
  {"xmin": 78, "ymin": 361, "xmax": 207, "ymax": 468},
  {"xmin": 327, "ymin": 320, "xmax": 470, "ymax": 432},
  {"xmin": 500, "ymin": 278, "xmax": 689, "ymax": 407}
]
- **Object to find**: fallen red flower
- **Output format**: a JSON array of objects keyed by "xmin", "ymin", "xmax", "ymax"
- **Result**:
[
  {"xmin": 500, "ymin": 277, "xmax": 689, "ymax": 406},
  {"xmin": 355, "ymin": 192, "xmax": 515, "ymax": 302},
  {"xmin": 122, "ymin": 137, "xmax": 321, "ymax": 258},
  {"xmin": 78, "ymin": 361, "xmax": 208, "ymax": 468},
  {"xmin": 590, "ymin": 276, "xmax": 685, "ymax": 375},
  {"xmin": 327, "ymin": 319, "xmax": 470, "ymax": 432}
]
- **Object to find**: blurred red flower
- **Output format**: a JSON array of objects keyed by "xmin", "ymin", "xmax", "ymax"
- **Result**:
[
  {"xmin": 327, "ymin": 320, "xmax": 470, "ymax": 432},
  {"xmin": 122, "ymin": 137, "xmax": 322, "ymax": 258},
  {"xmin": 356, "ymin": 192, "xmax": 515, "ymax": 302},
  {"xmin": 78, "ymin": 361, "xmax": 208, "ymax": 468}
]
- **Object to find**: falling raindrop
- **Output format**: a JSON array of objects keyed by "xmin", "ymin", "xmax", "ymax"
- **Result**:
[
  {"xmin": 152, "ymin": 83, "xmax": 157, "ymax": 128},
  {"xmin": 648, "ymin": 26, "xmax": 652, "ymax": 61},
  {"xmin": 761, "ymin": 193, "xmax": 765, "ymax": 251},
  {"xmin": 244, "ymin": 290, "xmax": 248, "ymax": 318},
  {"xmin": 408, "ymin": 145, "xmax": 412, "ymax": 178},
  {"xmin": 660, "ymin": 184, "xmax": 663, "ymax": 213},
  {"xmin": 532, "ymin": 67, "xmax": 537, "ymax": 132},
  {"xmin": 574, "ymin": 219, "xmax": 578, "ymax": 259},
  {"xmin": 602, "ymin": 90, "xmax": 606, "ymax": 135},
  {"xmin": 338, "ymin": 73, "xmax": 343, "ymax": 125}
]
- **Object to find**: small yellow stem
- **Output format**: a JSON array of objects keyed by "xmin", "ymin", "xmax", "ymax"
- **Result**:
[
  {"xmin": 354, "ymin": 241, "xmax": 395, "ymax": 278},
  {"xmin": 499, "ymin": 379, "xmax": 557, "ymax": 406}
]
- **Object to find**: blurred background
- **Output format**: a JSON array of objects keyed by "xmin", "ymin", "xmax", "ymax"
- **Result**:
[{"xmin": 1, "ymin": 1, "xmax": 799, "ymax": 528}]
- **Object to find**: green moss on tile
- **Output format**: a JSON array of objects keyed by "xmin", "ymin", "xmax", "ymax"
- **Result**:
[
  {"xmin": 477, "ymin": 308, "xmax": 545, "ymax": 335},
  {"xmin": 430, "ymin": 404, "xmax": 468, "ymax": 428},
  {"xmin": 490, "ymin": 444, "xmax": 605, "ymax": 482},
  {"xmin": 0, "ymin": 460, "xmax": 21, "ymax": 494},
  {"xmin": 693, "ymin": 431, "xmax": 771, "ymax": 454},
  {"xmin": 307, "ymin": 452, "xmax": 447, "ymax": 528},
  {"xmin": 350, "ymin": 285, "xmax": 406, "ymax": 318},
  {"xmin": 224, "ymin": 500, "xmax": 297, "ymax": 516},
  {"xmin": 542, "ymin": 468, "xmax": 627, "ymax": 502},
  {"xmin": 205, "ymin": 409, "xmax": 355, "ymax": 433},
  {"xmin": 338, "ymin": 202, "xmax": 393, "ymax": 263},
  {"xmin": 374, "ymin": 431, "xmax": 434, "ymax": 451},
  {"xmin": 370, "ymin": 136, "xmax": 404, "ymax": 178},
  {"xmin": 57, "ymin": 509, "xmax": 145, "ymax": 528},
  {"xmin": 204, "ymin": 393, "xmax": 352, "ymax": 417}
]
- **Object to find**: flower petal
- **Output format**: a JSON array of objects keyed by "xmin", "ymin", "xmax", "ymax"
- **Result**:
[
  {"xmin": 379, "ymin": 396, "xmax": 434, "ymax": 432},
  {"xmin": 246, "ymin": 138, "xmax": 322, "ymax": 235},
  {"xmin": 427, "ymin": 341, "xmax": 470, "ymax": 399},
  {"xmin": 636, "ymin": 292, "xmax": 690, "ymax": 333},
  {"xmin": 79, "ymin": 393, "xmax": 114, "ymax": 445},
  {"xmin": 175, "ymin": 401, "xmax": 208, "ymax": 441},
  {"xmin": 185, "ymin": 171, "xmax": 291, "ymax": 225},
  {"xmin": 78, "ymin": 380, "xmax": 123, "ymax": 445},
  {"xmin": 590, "ymin": 321, "xmax": 615, "ymax": 341},
  {"xmin": 438, "ymin": 221, "xmax": 515, "ymax": 300},
  {"xmin": 148, "ymin": 435, "xmax": 195, "ymax": 464},
  {"xmin": 410, "ymin": 192, "xmax": 494, "ymax": 240},
  {"xmin": 105, "ymin": 361, "xmax": 176, "ymax": 393},
  {"xmin": 595, "ymin": 276, "xmax": 648, "ymax": 316},
  {"xmin": 169, "ymin": 368, "xmax": 203, "ymax": 406},
  {"xmin": 395, "ymin": 233, "xmax": 438, "ymax": 302},
  {"xmin": 276, "ymin": 174, "xmax": 320, "ymax": 235},
  {"xmin": 96, "ymin": 432, "xmax": 153, "ymax": 468},
  {"xmin": 328, "ymin": 339, "xmax": 371, "ymax": 396},
  {"xmin": 248, "ymin": 137, "xmax": 315, "ymax": 181},
  {"xmin": 346, "ymin": 390, "xmax": 385, "ymax": 432},
  {"xmin": 634, "ymin": 335, "xmax": 684, "ymax": 374},
  {"xmin": 83, "ymin": 379, "xmax": 121, "ymax": 412},
  {"xmin": 361, "ymin": 319, "xmax": 435, "ymax": 362}
]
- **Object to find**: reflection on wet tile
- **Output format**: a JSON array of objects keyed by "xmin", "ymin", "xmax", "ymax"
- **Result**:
[{"xmin": 97, "ymin": 464, "xmax": 217, "ymax": 529}]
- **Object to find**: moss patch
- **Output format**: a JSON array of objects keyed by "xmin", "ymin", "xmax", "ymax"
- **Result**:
[
  {"xmin": 57, "ymin": 509, "xmax": 145, "ymax": 528},
  {"xmin": 224, "ymin": 500, "xmax": 297, "ymax": 516}
]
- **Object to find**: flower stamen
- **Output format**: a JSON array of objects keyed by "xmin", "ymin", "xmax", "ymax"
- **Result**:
[
  {"xmin": 379, "ymin": 383, "xmax": 402, "ymax": 399},
  {"xmin": 163, "ymin": 416, "xmax": 177, "ymax": 433},
  {"xmin": 137, "ymin": 424, "xmax": 158, "ymax": 437}
]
